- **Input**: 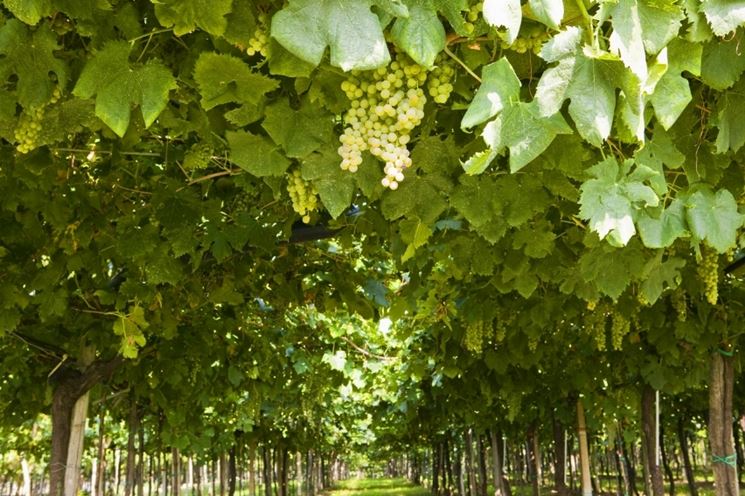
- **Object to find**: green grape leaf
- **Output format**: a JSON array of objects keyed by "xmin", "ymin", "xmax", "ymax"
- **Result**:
[
  {"xmin": 700, "ymin": 38, "xmax": 745, "ymax": 90},
  {"xmin": 700, "ymin": 0, "xmax": 745, "ymax": 37},
  {"xmin": 579, "ymin": 158, "xmax": 660, "ymax": 246},
  {"xmin": 684, "ymin": 187, "xmax": 745, "ymax": 253},
  {"xmin": 262, "ymin": 99, "xmax": 335, "ymax": 158},
  {"xmin": 579, "ymin": 244, "xmax": 646, "ymax": 300},
  {"xmin": 3, "ymin": 0, "xmax": 52, "ymax": 25},
  {"xmin": 73, "ymin": 41, "xmax": 176, "ymax": 137},
  {"xmin": 639, "ymin": 254, "xmax": 685, "ymax": 305},
  {"xmin": 528, "ymin": 0, "xmax": 563, "ymax": 29},
  {"xmin": 487, "ymin": 101, "xmax": 572, "ymax": 172},
  {"xmin": 461, "ymin": 58, "xmax": 521, "ymax": 130},
  {"xmin": 637, "ymin": 0, "xmax": 685, "ymax": 54},
  {"xmin": 381, "ymin": 176, "xmax": 448, "ymax": 224},
  {"xmin": 400, "ymin": 217, "xmax": 433, "ymax": 261},
  {"xmin": 430, "ymin": 0, "xmax": 469, "ymax": 36},
  {"xmin": 608, "ymin": 0, "xmax": 647, "ymax": 80},
  {"xmin": 193, "ymin": 53, "xmax": 279, "ymax": 110},
  {"xmin": 227, "ymin": 131, "xmax": 291, "ymax": 177},
  {"xmin": 483, "ymin": 0, "xmax": 522, "ymax": 44},
  {"xmin": 0, "ymin": 20, "xmax": 67, "ymax": 108},
  {"xmin": 461, "ymin": 148, "xmax": 498, "ymax": 175},
  {"xmin": 650, "ymin": 38, "xmax": 701, "ymax": 129},
  {"xmin": 301, "ymin": 147, "xmax": 355, "ymax": 218},
  {"xmin": 153, "ymin": 0, "xmax": 232, "ymax": 36},
  {"xmin": 714, "ymin": 79, "xmax": 745, "ymax": 153},
  {"xmin": 637, "ymin": 199, "xmax": 689, "ymax": 248},
  {"xmin": 271, "ymin": 0, "xmax": 391, "ymax": 71},
  {"xmin": 539, "ymin": 26, "xmax": 582, "ymax": 63},
  {"xmin": 390, "ymin": 2, "xmax": 446, "ymax": 68},
  {"xmin": 227, "ymin": 365, "xmax": 244, "ymax": 386}
]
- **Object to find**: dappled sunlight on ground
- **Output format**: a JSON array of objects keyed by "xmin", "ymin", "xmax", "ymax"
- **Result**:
[{"xmin": 326, "ymin": 478, "xmax": 429, "ymax": 496}]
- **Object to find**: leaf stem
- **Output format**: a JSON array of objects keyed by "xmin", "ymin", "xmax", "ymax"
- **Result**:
[
  {"xmin": 443, "ymin": 46, "xmax": 481, "ymax": 83},
  {"xmin": 128, "ymin": 28, "xmax": 173, "ymax": 44},
  {"xmin": 574, "ymin": 0, "xmax": 593, "ymax": 44}
]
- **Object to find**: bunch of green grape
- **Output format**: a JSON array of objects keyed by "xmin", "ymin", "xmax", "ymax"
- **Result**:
[
  {"xmin": 493, "ymin": 318, "xmax": 506, "ymax": 343},
  {"xmin": 463, "ymin": 2, "xmax": 483, "ymax": 35},
  {"xmin": 286, "ymin": 168, "xmax": 319, "ymax": 224},
  {"xmin": 426, "ymin": 55, "xmax": 456, "ymax": 104},
  {"xmin": 14, "ymin": 86, "xmax": 62, "ymax": 154},
  {"xmin": 183, "ymin": 142, "xmax": 213, "ymax": 170},
  {"xmin": 527, "ymin": 335, "xmax": 539, "ymax": 352},
  {"xmin": 464, "ymin": 320, "xmax": 484, "ymax": 354},
  {"xmin": 671, "ymin": 289, "xmax": 687, "ymax": 322},
  {"xmin": 697, "ymin": 246, "xmax": 719, "ymax": 305},
  {"xmin": 610, "ymin": 310, "xmax": 630, "ymax": 351},
  {"xmin": 501, "ymin": 25, "xmax": 551, "ymax": 55},
  {"xmin": 247, "ymin": 12, "xmax": 270, "ymax": 57},
  {"xmin": 584, "ymin": 304, "xmax": 608, "ymax": 351},
  {"xmin": 338, "ymin": 52, "xmax": 428, "ymax": 190}
]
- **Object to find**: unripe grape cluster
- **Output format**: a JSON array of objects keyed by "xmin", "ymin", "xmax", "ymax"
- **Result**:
[
  {"xmin": 338, "ymin": 52, "xmax": 428, "ymax": 190},
  {"xmin": 183, "ymin": 142, "xmax": 213, "ymax": 170},
  {"xmin": 697, "ymin": 246, "xmax": 719, "ymax": 305},
  {"xmin": 501, "ymin": 26, "xmax": 551, "ymax": 55},
  {"xmin": 247, "ymin": 12, "xmax": 269, "ymax": 57},
  {"xmin": 286, "ymin": 168, "xmax": 319, "ymax": 224},
  {"xmin": 671, "ymin": 290, "xmax": 687, "ymax": 322},
  {"xmin": 464, "ymin": 320, "xmax": 485, "ymax": 354},
  {"xmin": 426, "ymin": 55, "xmax": 456, "ymax": 104},
  {"xmin": 584, "ymin": 303, "xmax": 608, "ymax": 351},
  {"xmin": 610, "ymin": 311, "xmax": 630, "ymax": 351},
  {"xmin": 464, "ymin": 3, "xmax": 483, "ymax": 35},
  {"xmin": 14, "ymin": 86, "xmax": 61, "ymax": 154}
]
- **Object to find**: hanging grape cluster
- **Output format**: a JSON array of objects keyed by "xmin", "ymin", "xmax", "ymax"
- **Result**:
[
  {"xmin": 286, "ymin": 168, "xmax": 319, "ymax": 224},
  {"xmin": 15, "ymin": 86, "xmax": 61, "ymax": 154},
  {"xmin": 183, "ymin": 142, "xmax": 213, "ymax": 170},
  {"xmin": 610, "ymin": 310, "xmax": 631, "ymax": 351},
  {"xmin": 584, "ymin": 303, "xmax": 609, "ymax": 351},
  {"xmin": 247, "ymin": 12, "xmax": 270, "ymax": 57},
  {"xmin": 464, "ymin": 320, "xmax": 485, "ymax": 354},
  {"xmin": 426, "ymin": 55, "xmax": 456, "ymax": 104},
  {"xmin": 493, "ymin": 310, "xmax": 513, "ymax": 345},
  {"xmin": 671, "ymin": 289, "xmax": 687, "ymax": 322},
  {"xmin": 464, "ymin": 2, "xmax": 482, "ymax": 35},
  {"xmin": 338, "ymin": 52, "xmax": 428, "ymax": 190},
  {"xmin": 501, "ymin": 25, "xmax": 551, "ymax": 55},
  {"xmin": 697, "ymin": 246, "xmax": 719, "ymax": 305}
]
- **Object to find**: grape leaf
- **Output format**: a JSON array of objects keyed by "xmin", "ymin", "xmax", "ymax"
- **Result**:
[
  {"xmin": 271, "ymin": 0, "xmax": 391, "ymax": 71},
  {"xmin": 713, "ymin": 78, "xmax": 745, "ymax": 153},
  {"xmin": 153, "ymin": 0, "xmax": 233, "ymax": 36},
  {"xmin": 579, "ymin": 158, "xmax": 660, "ymax": 246},
  {"xmin": 193, "ymin": 53, "xmax": 279, "ymax": 110},
  {"xmin": 391, "ymin": 2, "xmax": 446, "ymax": 68},
  {"xmin": 579, "ymin": 244, "xmax": 646, "ymax": 300},
  {"xmin": 487, "ymin": 102, "xmax": 572, "ymax": 172},
  {"xmin": 301, "ymin": 147, "xmax": 355, "ymax": 219},
  {"xmin": 73, "ymin": 41, "xmax": 176, "ymax": 137},
  {"xmin": 483, "ymin": 0, "xmax": 522, "ymax": 44},
  {"xmin": 700, "ymin": 38, "xmax": 745, "ymax": 90},
  {"xmin": 700, "ymin": 0, "xmax": 745, "ymax": 37},
  {"xmin": 639, "ymin": 254, "xmax": 685, "ymax": 305},
  {"xmin": 637, "ymin": 0, "xmax": 684, "ymax": 54},
  {"xmin": 529, "ymin": 0, "xmax": 563, "ymax": 30},
  {"xmin": 461, "ymin": 58, "xmax": 521, "ymax": 130},
  {"xmin": 261, "ymin": 99, "xmax": 335, "ymax": 159},
  {"xmin": 637, "ymin": 199, "xmax": 689, "ymax": 248},
  {"xmin": 608, "ymin": 0, "xmax": 647, "ymax": 80},
  {"xmin": 400, "ymin": 217, "xmax": 433, "ymax": 261},
  {"xmin": 461, "ymin": 148, "xmax": 498, "ymax": 175},
  {"xmin": 650, "ymin": 38, "xmax": 701, "ymax": 129},
  {"xmin": 539, "ymin": 26, "xmax": 582, "ymax": 63},
  {"xmin": 2, "ymin": 0, "xmax": 51, "ymax": 25},
  {"xmin": 0, "ymin": 20, "xmax": 67, "ymax": 108},
  {"xmin": 227, "ymin": 131, "xmax": 291, "ymax": 177},
  {"xmin": 684, "ymin": 187, "xmax": 744, "ymax": 253}
]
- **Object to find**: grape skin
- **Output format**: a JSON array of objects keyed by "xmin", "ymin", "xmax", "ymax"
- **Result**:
[
  {"xmin": 286, "ymin": 169, "xmax": 319, "ymax": 224},
  {"xmin": 14, "ymin": 86, "xmax": 61, "ymax": 154}
]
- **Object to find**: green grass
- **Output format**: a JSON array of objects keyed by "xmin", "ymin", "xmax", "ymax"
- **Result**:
[{"xmin": 325, "ymin": 478, "xmax": 429, "ymax": 496}]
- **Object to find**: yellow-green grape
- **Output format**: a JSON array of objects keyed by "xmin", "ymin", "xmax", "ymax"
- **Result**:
[
  {"xmin": 463, "ymin": 2, "xmax": 482, "ymax": 34},
  {"xmin": 697, "ymin": 246, "xmax": 719, "ymax": 305},
  {"xmin": 338, "ymin": 52, "xmax": 427, "ymax": 190},
  {"xmin": 427, "ymin": 56, "xmax": 456, "ymax": 104},
  {"xmin": 247, "ymin": 12, "xmax": 269, "ymax": 57},
  {"xmin": 183, "ymin": 143, "xmax": 212, "ymax": 170},
  {"xmin": 464, "ymin": 320, "xmax": 484, "ymax": 354},
  {"xmin": 494, "ymin": 318, "xmax": 506, "ymax": 343},
  {"xmin": 503, "ymin": 26, "xmax": 551, "ymax": 55},
  {"xmin": 671, "ymin": 289, "xmax": 687, "ymax": 322},
  {"xmin": 286, "ymin": 169, "xmax": 319, "ymax": 224},
  {"xmin": 610, "ymin": 311, "xmax": 630, "ymax": 351},
  {"xmin": 585, "ymin": 304, "xmax": 608, "ymax": 351},
  {"xmin": 527, "ymin": 335, "xmax": 539, "ymax": 352},
  {"xmin": 14, "ymin": 86, "xmax": 61, "ymax": 154},
  {"xmin": 586, "ymin": 299, "xmax": 597, "ymax": 311}
]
